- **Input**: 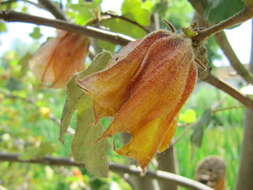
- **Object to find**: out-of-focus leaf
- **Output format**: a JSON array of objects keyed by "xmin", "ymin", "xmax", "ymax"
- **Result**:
[
  {"xmin": 244, "ymin": 0, "xmax": 253, "ymax": 6},
  {"xmin": 190, "ymin": 109, "xmax": 212, "ymax": 147},
  {"xmin": 68, "ymin": 0, "xmax": 101, "ymax": 25},
  {"xmin": 18, "ymin": 53, "xmax": 32, "ymax": 78},
  {"xmin": 179, "ymin": 109, "xmax": 197, "ymax": 123},
  {"xmin": 101, "ymin": 18, "xmax": 146, "ymax": 39},
  {"xmin": 30, "ymin": 31, "xmax": 89, "ymax": 88},
  {"xmin": 29, "ymin": 27, "xmax": 42, "ymax": 39},
  {"xmin": 20, "ymin": 142, "xmax": 56, "ymax": 160},
  {"xmin": 97, "ymin": 40, "xmax": 115, "ymax": 52},
  {"xmin": 6, "ymin": 77, "xmax": 23, "ymax": 91},
  {"xmin": 121, "ymin": 0, "xmax": 154, "ymax": 26},
  {"xmin": 72, "ymin": 96, "xmax": 110, "ymax": 177},
  {"xmin": 203, "ymin": 0, "xmax": 245, "ymax": 24},
  {"xmin": 68, "ymin": 4, "xmax": 94, "ymax": 25},
  {"xmin": 0, "ymin": 22, "xmax": 7, "ymax": 32},
  {"xmin": 60, "ymin": 51, "xmax": 112, "ymax": 142}
]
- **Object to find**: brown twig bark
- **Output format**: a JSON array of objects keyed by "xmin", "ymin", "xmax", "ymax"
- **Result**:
[
  {"xmin": 0, "ymin": 152, "xmax": 213, "ymax": 190},
  {"xmin": 193, "ymin": 7, "xmax": 253, "ymax": 42},
  {"xmin": 202, "ymin": 73, "xmax": 253, "ymax": 110},
  {"xmin": 89, "ymin": 12, "xmax": 150, "ymax": 33},
  {"xmin": 0, "ymin": 11, "xmax": 133, "ymax": 45},
  {"xmin": 189, "ymin": 0, "xmax": 253, "ymax": 85}
]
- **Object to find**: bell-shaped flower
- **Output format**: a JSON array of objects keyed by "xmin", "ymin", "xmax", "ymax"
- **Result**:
[
  {"xmin": 78, "ymin": 30, "xmax": 197, "ymax": 168},
  {"xmin": 30, "ymin": 31, "xmax": 89, "ymax": 88}
]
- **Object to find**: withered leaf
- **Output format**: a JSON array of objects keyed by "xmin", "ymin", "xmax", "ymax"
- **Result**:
[
  {"xmin": 72, "ymin": 96, "xmax": 110, "ymax": 177},
  {"xmin": 60, "ymin": 51, "xmax": 112, "ymax": 142}
]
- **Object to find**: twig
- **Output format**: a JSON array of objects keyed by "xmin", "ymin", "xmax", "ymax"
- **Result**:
[
  {"xmin": 98, "ymin": 12, "xmax": 150, "ymax": 32},
  {"xmin": 0, "ymin": 11, "xmax": 133, "ymax": 45},
  {"xmin": 213, "ymin": 105, "xmax": 243, "ymax": 113},
  {"xmin": 189, "ymin": 0, "xmax": 253, "ymax": 85},
  {"xmin": 193, "ymin": 7, "xmax": 253, "ymax": 42},
  {"xmin": 0, "ymin": 152, "xmax": 213, "ymax": 190},
  {"xmin": 202, "ymin": 73, "xmax": 253, "ymax": 109},
  {"xmin": 37, "ymin": 0, "xmax": 66, "ymax": 20}
]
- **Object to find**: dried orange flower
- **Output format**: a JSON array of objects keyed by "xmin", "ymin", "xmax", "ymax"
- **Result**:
[
  {"xmin": 78, "ymin": 30, "xmax": 197, "ymax": 168},
  {"xmin": 30, "ymin": 31, "xmax": 89, "ymax": 88}
]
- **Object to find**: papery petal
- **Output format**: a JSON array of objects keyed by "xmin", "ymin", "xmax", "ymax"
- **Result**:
[
  {"xmin": 30, "ymin": 31, "xmax": 89, "ymax": 88},
  {"xmin": 102, "ymin": 36, "xmax": 194, "ymax": 137},
  {"xmin": 117, "ymin": 116, "xmax": 167, "ymax": 168},
  {"xmin": 78, "ymin": 30, "xmax": 170, "ymax": 120},
  {"xmin": 158, "ymin": 118, "xmax": 177, "ymax": 153},
  {"xmin": 158, "ymin": 63, "xmax": 197, "ymax": 153}
]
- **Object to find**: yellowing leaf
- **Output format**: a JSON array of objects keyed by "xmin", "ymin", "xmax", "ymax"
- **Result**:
[{"xmin": 72, "ymin": 96, "xmax": 110, "ymax": 177}]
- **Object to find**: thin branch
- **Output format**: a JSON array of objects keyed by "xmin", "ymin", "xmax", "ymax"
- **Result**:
[
  {"xmin": 193, "ymin": 7, "xmax": 253, "ymax": 42},
  {"xmin": 98, "ymin": 12, "xmax": 150, "ymax": 33},
  {"xmin": 213, "ymin": 105, "xmax": 243, "ymax": 113},
  {"xmin": 37, "ymin": 0, "xmax": 66, "ymax": 20},
  {"xmin": 202, "ymin": 73, "xmax": 253, "ymax": 110},
  {"xmin": 0, "ymin": 11, "xmax": 133, "ymax": 45},
  {"xmin": 0, "ymin": 152, "xmax": 212, "ymax": 190},
  {"xmin": 189, "ymin": 0, "xmax": 253, "ymax": 85}
]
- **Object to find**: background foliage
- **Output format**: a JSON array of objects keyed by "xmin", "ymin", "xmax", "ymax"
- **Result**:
[{"xmin": 0, "ymin": 0, "xmax": 248, "ymax": 189}]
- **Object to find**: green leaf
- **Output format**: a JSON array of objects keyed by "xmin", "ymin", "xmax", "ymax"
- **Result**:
[
  {"xmin": 101, "ymin": 18, "xmax": 146, "ymax": 39},
  {"xmin": 203, "ymin": 0, "xmax": 245, "ymax": 24},
  {"xmin": 121, "ymin": 0, "xmax": 154, "ymax": 26},
  {"xmin": 6, "ymin": 77, "xmax": 23, "ymax": 91},
  {"xmin": 68, "ymin": 0, "xmax": 102, "ymax": 25},
  {"xmin": 29, "ymin": 27, "xmax": 42, "ymax": 39},
  {"xmin": 190, "ymin": 109, "xmax": 212, "ymax": 147},
  {"xmin": 72, "ymin": 96, "xmax": 110, "ymax": 177},
  {"xmin": 68, "ymin": 4, "xmax": 94, "ymax": 25},
  {"xmin": 97, "ymin": 40, "xmax": 115, "ymax": 52},
  {"xmin": 18, "ymin": 53, "xmax": 32, "ymax": 78},
  {"xmin": 60, "ymin": 51, "xmax": 112, "ymax": 142}
]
